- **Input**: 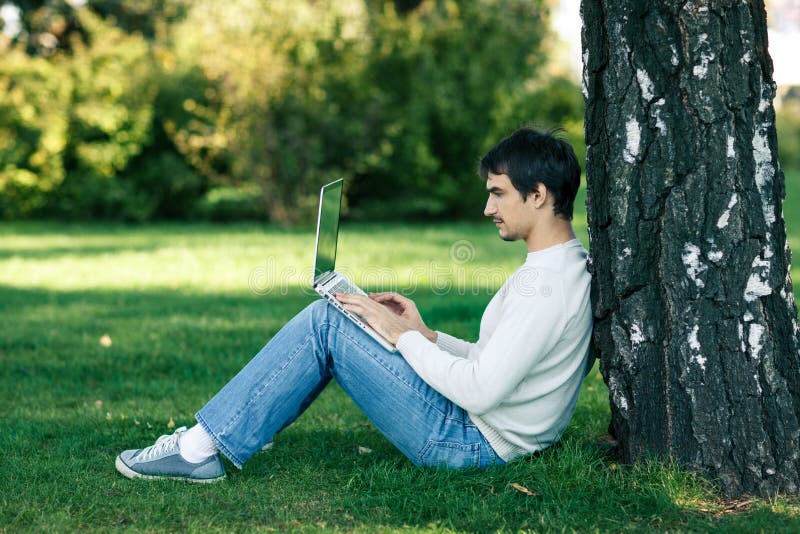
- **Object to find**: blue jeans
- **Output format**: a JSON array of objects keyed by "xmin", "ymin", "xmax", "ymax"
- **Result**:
[{"xmin": 196, "ymin": 300, "xmax": 504, "ymax": 469}]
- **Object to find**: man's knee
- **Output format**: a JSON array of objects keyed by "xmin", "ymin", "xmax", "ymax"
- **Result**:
[
  {"xmin": 306, "ymin": 299, "xmax": 332, "ymax": 324},
  {"xmin": 308, "ymin": 299, "xmax": 329, "ymax": 313}
]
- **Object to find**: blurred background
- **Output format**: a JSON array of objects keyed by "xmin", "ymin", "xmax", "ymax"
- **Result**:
[{"xmin": 0, "ymin": 0, "xmax": 796, "ymax": 224}]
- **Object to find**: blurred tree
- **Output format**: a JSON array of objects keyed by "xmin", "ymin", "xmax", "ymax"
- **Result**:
[
  {"xmin": 168, "ymin": 0, "xmax": 559, "ymax": 222},
  {"xmin": 349, "ymin": 0, "xmax": 553, "ymax": 219},
  {"xmin": 1, "ymin": 0, "xmax": 584, "ymax": 222},
  {"xmin": 6, "ymin": 0, "xmax": 187, "ymax": 56},
  {"xmin": 7, "ymin": 0, "xmax": 85, "ymax": 56},
  {"xmin": 166, "ymin": 0, "xmax": 372, "ymax": 223},
  {"xmin": 777, "ymin": 90, "xmax": 800, "ymax": 171},
  {"xmin": 388, "ymin": 0, "xmax": 424, "ymax": 13},
  {"xmin": 0, "ymin": 49, "xmax": 69, "ymax": 216},
  {"xmin": 48, "ymin": 9, "xmax": 160, "ymax": 219}
]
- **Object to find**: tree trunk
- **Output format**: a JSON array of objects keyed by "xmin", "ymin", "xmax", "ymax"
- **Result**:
[{"xmin": 581, "ymin": 0, "xmax": 800, "ymax": 497}]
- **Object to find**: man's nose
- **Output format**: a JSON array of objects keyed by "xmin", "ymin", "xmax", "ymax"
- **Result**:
[{"xmin": 484, "ymin": 197, "xmax": 496, "ymax": 217}]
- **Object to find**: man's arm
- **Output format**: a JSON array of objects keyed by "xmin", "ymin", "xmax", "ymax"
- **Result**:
[{"xmin": 395, "ymin": 278, "xmax": 566, "ymax": 415}]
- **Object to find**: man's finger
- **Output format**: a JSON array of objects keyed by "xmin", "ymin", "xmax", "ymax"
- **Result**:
[
  {"xmin": 371, "ymin": 292, "xmax": 408, "ymax": 305},
  {"xmin": 337, "ymin": 293, "xmax": 381, "ymax": 314},
  {"xmin": 335, "ymin": 292, "xmax": 364, "ymax": 302}
]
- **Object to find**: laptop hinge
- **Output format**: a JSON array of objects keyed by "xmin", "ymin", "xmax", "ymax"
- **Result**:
[{"xmin": 314, "ymin": 271, "xmax": 336, "ymax": 287}]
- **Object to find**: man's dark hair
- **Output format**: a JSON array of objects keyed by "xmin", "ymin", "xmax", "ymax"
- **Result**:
[{"xmin": 478, "ymin": 127, "xmax": 581, "ymax": 220}]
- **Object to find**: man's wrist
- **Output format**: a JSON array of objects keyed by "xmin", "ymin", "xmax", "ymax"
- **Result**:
[
  {"xmin": 393, "ymin": 327, "xmax": 436, "ymax": 345},
  {"xmin": 422, "ymin": 327, "xmax": 438, "ymax": 343}
]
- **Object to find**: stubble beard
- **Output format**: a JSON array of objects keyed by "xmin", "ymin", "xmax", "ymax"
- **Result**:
[{"xmin": 497, "ymin": 226, "xmax": 521, "ymax": 242}]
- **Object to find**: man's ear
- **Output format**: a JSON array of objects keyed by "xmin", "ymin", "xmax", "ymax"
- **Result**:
[{"xmin": 528, "ymin": 182, "xmax": 548, "ymax": 209}]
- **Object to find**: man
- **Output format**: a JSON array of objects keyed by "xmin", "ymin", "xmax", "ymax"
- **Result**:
[{"xmin": 115, "ymin": 127, "xmax": 593, "ymax": 482}]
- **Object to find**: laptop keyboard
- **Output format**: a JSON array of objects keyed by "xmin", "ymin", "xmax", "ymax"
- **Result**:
[{"xmin": 327, "ymin": 277, "xmax": 366, "ymax": 296}]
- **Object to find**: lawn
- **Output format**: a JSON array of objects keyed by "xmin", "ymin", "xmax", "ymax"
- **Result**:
[{"xmin": 1, "ymin": 173, "xmax": 799, "ymax": 532}]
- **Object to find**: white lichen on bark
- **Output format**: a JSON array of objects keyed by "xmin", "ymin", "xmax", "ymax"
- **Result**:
[
  {"xmin": 745, "ymin": 253, "xmax": 773, "ymax": 301},
  {"xmin": 636, "ymin": 69, "xmax": 655, "ymax": 101},
  {"xmin": 748, "ymin": 323, "xmax": 765, "ymax": 361},
  {"xmin": 582, "ymin": 50, "xmax": 589, "ymax": 100},
  {"xmin": 692, "ymin": 33, "xmax": 715, "ymax": 79},
  {"xmin": 688, "ymin": 324, "xmax": 706, "ymax": 371},
  {"xmin": 752, "ymin": 122, "xmax": 776, "ymax": 226},
  {"xmin": 652, "ymin": 98, "xmax": 667, "ymax": 136},
  {"xmin": 682, "ymin": 243, "xmax": 707, "ymax": 288},
  {"xmin": 608, "ymin": 374, "xmax": 629, "ymax": 412},
  {"xmin": 716, "ymin": 193, "xmax": 738, "ymax": 229},
  {"xmin": 630, "ymin": 321, "xmax": 645, "ymax": 348},
  {"xmin": 624, "ymin": 118, "xmax": 641, "ymax": 163}
]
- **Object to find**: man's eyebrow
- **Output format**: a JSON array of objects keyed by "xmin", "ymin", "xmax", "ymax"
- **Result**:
[{"xmin": 486, "ymin": 185, "xmax": 503, "ymax": 193}]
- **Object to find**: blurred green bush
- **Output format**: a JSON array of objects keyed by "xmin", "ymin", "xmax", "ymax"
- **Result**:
[
  {"xmin": 0, "ymin": 0, "xmax": 585, "ymax": 222},
  {"xmin": 778, "ymin": 94, "xmax": 800, "ymax": 174}
]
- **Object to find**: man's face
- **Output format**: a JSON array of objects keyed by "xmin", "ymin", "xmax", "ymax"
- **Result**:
[{"xmin": 484, "ymin": 173, "xmax": 537, "ymax": 242}]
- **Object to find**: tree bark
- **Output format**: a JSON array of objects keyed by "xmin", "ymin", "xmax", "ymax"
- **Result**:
[{"xmin": 581, "ymin": 0, "xmax": 800, "ymax": 497}]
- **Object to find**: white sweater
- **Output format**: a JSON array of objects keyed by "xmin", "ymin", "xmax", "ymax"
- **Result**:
[{"xmin": 395, "ymin": 239, "xmax": 593, "ymax": 462}]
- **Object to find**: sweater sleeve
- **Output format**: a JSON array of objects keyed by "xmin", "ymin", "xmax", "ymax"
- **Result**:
[
  {"xmin": 434, "ymin": 331, "xmax": 474, "ymax": 358},
  {"xmin": 395, "ymin": 277, "xmax": 565, "ymax": 415}
]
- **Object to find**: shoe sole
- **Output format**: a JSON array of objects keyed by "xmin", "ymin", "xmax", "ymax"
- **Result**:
[{"xmin": 115, "ymin": 455, "xmax": 226, "ymax": 484}]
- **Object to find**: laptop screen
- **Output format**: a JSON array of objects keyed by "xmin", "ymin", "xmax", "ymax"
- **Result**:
[{"xmin": 313, "ymin": 179, "xmax": 343, "ymax": 280}]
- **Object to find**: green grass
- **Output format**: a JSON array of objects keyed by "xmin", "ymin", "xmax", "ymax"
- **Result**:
[{"xmin": 1, "ymin": 174, "xmax": 799, "ymax": 532}]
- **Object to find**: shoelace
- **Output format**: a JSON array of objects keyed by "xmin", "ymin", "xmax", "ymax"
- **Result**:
[{"xmin": 138, "ymin": 426, "xmax": 187, "ymax": 461}]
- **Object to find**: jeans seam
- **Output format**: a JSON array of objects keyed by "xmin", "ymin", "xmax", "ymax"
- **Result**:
[{"xmin": 418, "ymin": 439, "xmax": 481, "ymax": 467}]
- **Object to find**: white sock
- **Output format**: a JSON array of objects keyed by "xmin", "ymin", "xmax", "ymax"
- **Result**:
[{"xmin": 179, "ymin": 424, "xmax": 218, "ymax": 463}]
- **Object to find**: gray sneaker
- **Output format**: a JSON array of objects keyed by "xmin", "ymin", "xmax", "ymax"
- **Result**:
[{"xmin": 115, "ymin": 426, "xmax": 226, "ymax": 483}]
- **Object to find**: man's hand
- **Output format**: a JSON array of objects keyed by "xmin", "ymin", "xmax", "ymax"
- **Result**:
[
  {"xmin": 368, "ymin": 292, "xmax": 437, "ymax": 342},
  {"xmin": 335, "ymin": 292, "xmax": 437, "ymax": 345}
]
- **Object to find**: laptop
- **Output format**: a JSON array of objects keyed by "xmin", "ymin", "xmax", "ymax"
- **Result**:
[{"xmin": 312, "ymin": 179, "xmax": 397, "ymax": 352}]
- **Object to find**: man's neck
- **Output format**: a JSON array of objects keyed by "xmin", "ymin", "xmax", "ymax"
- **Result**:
[{"xmin": 525, "ymin": 219, "xmax": 576, "ymax": 253}]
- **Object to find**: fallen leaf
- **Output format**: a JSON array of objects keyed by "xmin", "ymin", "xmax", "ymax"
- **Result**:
[
  {"xmin": 99, "ymin": 334, "xmax": 112, "ymax": 348},
  {"xmin": 357, "ymin": 446, "xmax": 373, "ymax": 455},
  {"xmin": 94, "ymin": 400, "xmax": 103, "ymax": 408},
  {"xmin": 509, "ymin": 482, "xmax": 540, "ymax": 496},
  {"xmin": 167, "ymin": 417, "xmax": 175, "ymax": 428}
]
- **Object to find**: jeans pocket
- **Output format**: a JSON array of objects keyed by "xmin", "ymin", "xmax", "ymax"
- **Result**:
[{"xmin": 418, "ymin": 440, "xmax": 481, "ymax": 469}]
